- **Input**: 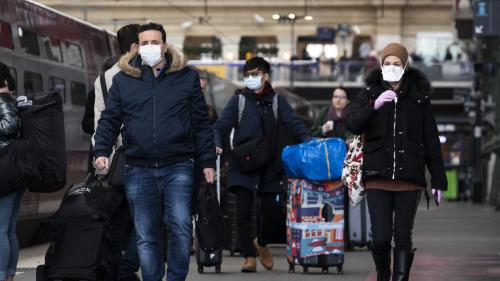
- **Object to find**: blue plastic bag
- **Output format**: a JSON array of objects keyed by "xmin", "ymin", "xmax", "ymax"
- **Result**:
[{"xmin": 282, "ymin": 138, "xmax": 347, "ymax": 181}]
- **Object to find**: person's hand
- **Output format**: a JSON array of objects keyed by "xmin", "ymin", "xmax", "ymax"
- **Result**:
[
  {"xmin": 216, "ymin": 147, "xmax": 223, "ymax": 155},
  {"xmin": 374, "ymin": 90, "xmax": 397, "ymax": 110},
  {"xmin": 94, "ymin": 157, "xmax": 110, "ymax": 174},
  {"xmin": 321, "ymin": 121, "xmax": 334, "ymax": 135},
  {"xmin": 204, "ymin": 168, "xmax": 215, "ymax": 184},
  {"xmin": 432, "ymin": 188, "xmax": 442, "ymax": 206}
]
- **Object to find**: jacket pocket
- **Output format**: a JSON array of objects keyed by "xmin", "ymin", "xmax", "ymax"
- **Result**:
[
  {"xmin": 158, "ymin": 115, "xmax": 190, "ymax": 146},
  {"xmin": 402, "ymin": 142, "xmax": 427, "ymax": 184},
  {"xmin": 362, "ymin": 139, "xmax": 385, "ymax": 177}
]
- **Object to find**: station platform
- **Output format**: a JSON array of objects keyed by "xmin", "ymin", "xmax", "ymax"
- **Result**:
[{"xmin": 15, "ymin": 201, "xmax": 500, "ymax": 281}]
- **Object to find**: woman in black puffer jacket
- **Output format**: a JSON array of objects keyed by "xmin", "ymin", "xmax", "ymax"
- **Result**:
[{"xmin": 347, "ymin": 43, "xmax": 447, "ymax": 281}]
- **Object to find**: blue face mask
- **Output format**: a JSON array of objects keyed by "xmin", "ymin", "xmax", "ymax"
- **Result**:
[{"xmin": 244, "ymin": 75, "xmax": 263, "ymax": 90}]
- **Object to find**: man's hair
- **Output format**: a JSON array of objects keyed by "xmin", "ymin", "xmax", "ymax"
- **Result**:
[
  {"xmin": 333, "ymin": 87, "xmax": 351, "ymax": 100},
  {"xmin": 243, "ymin": 56, "xmax": 271, "ymax": 74},
  {"xmin": 0, "ymin": 62, "xmax": 16, "ymax": 91},
  {"xmin": 117, "ymin": 24, "xmax": 140, "ymax": 54},
  {"xmin": 137, "ymin": 22, "xmax": 166, "ymax": 43}
]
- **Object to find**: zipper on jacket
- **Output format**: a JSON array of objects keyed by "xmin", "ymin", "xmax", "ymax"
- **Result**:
[
  {"xmin": 153, "ymin": 81, "xmax": 157, "ymax": 168},
  {"xmin": 392, "ymin": 96, "xmax": 398, "ymax": 179}
]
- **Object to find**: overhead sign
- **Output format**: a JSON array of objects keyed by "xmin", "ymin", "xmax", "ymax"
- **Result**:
[
  {"xmin": 474, "ymin": 0, "xmax": 500, "ymax": 37},
  {"xmin": 317, "ymin": 27, "xmax": 335, "ymax": 41}
]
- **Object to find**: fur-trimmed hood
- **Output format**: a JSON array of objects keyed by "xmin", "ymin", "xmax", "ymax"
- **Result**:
[
  {"xmin": 364, "ymin": 67, "xmax": 432, "ymax": 100},
  {"xmin": 117, "ymin": 45, "xmax": 187, "ymax": 78}
]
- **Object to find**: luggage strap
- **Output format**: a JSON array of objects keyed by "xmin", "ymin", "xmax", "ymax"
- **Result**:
[
  {"xmin": 237, "ymin": 93, "xmax": 278, "ymax": 125},
  {"xmin": 424, "ymin": 189, "xmax": 430, "ymax": 210},
  {"xmin": 100, "ymin": 74, "xmax": 109, "ymax": 105}
]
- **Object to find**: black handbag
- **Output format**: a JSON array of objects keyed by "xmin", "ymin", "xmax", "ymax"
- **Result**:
[
  {"xmin": 107, "ymin": 147, "xmax": 126, "ymax": 187},
  {"xmin": 195, "ymin": 182, "xmax": 224, "ymax": 250},
  {"xmin": 231, "ymin": 136, "xmax": 269, "ymax": 173}
]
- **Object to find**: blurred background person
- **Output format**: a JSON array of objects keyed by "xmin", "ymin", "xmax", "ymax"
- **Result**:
[{"xmin": 312, "ymin": 87, "xmax": 352, "ymax": 140}]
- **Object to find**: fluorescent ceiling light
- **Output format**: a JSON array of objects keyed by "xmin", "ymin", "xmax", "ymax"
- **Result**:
[{"xmin": 254, "ymin": 14, "xmax": 265, "ymax": 23}]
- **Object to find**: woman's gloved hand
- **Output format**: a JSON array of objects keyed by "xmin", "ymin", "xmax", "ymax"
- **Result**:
[
  {"xmin": 432, "ymin": 188, "xmax": 442, "ymax": 206},
  {"xmin": 374, "ymin": 90, "xmax": 397, "ymax": 110}
]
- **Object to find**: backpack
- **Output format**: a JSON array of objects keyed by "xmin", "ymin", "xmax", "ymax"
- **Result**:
[
  {"xmin": 230, "ymin": 93, "xmax": 277, "ymax": 149},
  {"xmin": 17, "ymin": 91, "xmax": 66, "ymax": 193},
  {"xmin": 230, "ymin": 93, "xmax": 278, "ymax": 173},
  {"xmin": 236, "ymin": 93, "xmax": 278, "ymax": 125}
]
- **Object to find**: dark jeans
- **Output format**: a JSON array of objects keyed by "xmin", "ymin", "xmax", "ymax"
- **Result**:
[
  {"xmin": 366, "ymin": 189, "xmax": 421, "ymax": 255},
  {"xmin": 233, "ymin": 187, "xmax": 283, "ymax": 258},
  {"xmin": 109, "ymin": 199, "xmax": 139, "ymax": 280},
  {"xmin": 124, "ymin": 160, "xmax": 194, "ymax": 281},
  {"xmin": 0, "ymin": 191, "xmax": 23, "ymax": 280}
]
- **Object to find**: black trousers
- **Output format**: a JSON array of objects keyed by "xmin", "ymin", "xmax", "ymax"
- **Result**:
[
  {"xmin": 366, "ymin": 189, "xmax": 421, "ymax": 255},
  {"xmin": 233, "ymin": 187, "xmax": 283, "ymax": 258}
]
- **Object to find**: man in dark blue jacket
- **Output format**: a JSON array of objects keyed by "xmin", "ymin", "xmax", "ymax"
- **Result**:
[{"xmin": 94, "ymin": 23, "xmax": 215, "ymax": 281}]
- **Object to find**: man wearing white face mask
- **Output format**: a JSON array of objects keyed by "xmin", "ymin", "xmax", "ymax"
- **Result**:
[
  {"xmin": 93, "ymin": 22, "xmax": 216, "ymax": 281},
  {"xmin": 347, "ymin": 43, "xmax": 447, "ymax": 281},
  {"xmin": 214, "ymin": 57, "xmax": 311, "ymax": 273}
]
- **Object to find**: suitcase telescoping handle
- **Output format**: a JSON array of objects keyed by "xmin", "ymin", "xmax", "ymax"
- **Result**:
[{"xmin": 216, "ymin": 154, "xmax": 221, "ymax": 203}]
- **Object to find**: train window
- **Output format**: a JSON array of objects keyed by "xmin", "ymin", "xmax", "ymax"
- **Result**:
[
  {"xmin": 18, "ymin": 27, "xmax": 40, "ymax": 56},
  {"xmin": 9, "ymin": 68, "xmax": 17, "ymax": 84},
  {"xmin": 44, "ymin": 37, "xmax": 63, "ymax": 62},
  {"xmin": 0, "ymin": 22, "xmax": 14, "ymax": 49},
  {"xmin": 49, "ymin": 77, "xmax": 66, "ymax": 102},
  {"xmin": 24, "ymin": 71, "xmax": 43, "ymax": 94},
  {"xmin": 71, "ymin": 81, "xmax": 86, "ymax": 106},
  {"xmin": 66, "ymin": 43, "xmax": 84, "ymax": 68}
]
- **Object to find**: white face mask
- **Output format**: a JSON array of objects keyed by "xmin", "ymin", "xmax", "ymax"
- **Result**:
[
  {"xmin": 243, "ymin": 75, "xmax": 263, "ymax": 90},
  {"xmin": 381, "ymin": 64, "xmax": 406, "ymax": 82},
  {"xmin": 139, "ymin": 45, "xmax": 163, "ymax": 67}
]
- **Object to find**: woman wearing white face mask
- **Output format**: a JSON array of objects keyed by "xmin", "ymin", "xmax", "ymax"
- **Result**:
[{"xmin": 347, "ymin": 43, "xmax": 447, "ymax": 281}]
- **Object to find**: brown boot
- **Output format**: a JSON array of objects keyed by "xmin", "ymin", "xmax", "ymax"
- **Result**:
[
  {"xmin": 241, "ymin": 257, "xmax": 257, "ymax": 273},
  {"xmin": 253, "ymin": 238, "xmax": 274, "ymax": 270}
]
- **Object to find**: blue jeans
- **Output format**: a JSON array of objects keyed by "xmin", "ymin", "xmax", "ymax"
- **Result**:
[
  {"xmin": 124, "ymin": 160, "xmax": 194, "ymax": 281},
  {"xmin": 0, "ymin": 191, "xmax": 23, "ymax": 280}
]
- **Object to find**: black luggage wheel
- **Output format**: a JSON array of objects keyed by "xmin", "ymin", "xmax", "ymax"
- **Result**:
[
  {"xmin": 337, "ymin": 265, "xmax": 343, "ymax": 274},
  {"xmin": 35, "ymin": 265, "xmax": 47, "ymax": 281}
]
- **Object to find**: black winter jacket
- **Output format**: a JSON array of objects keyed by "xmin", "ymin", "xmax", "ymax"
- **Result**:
[
  {"xmin": 213, "ymin": 86, "xmax": 311, "ymax": 192},
  {"xmin": 93, "ymin": 46, "xmax": 216, "ymax": 168},
  {"xmin": 347, "ymin": 67, "xmax": 447, "ymax": 190}
]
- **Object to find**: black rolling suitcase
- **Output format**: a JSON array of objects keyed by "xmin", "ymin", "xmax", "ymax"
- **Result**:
[
  {"xmin": 195, "ymin": 155, "xmax": 224, "ymax": 273},
  {"xmin": 36, "ymin": 176, "xmax": 122, "ymax": 281},
  {"xmin": 221, "ymin": 189, "xmax": 257, "ymax": 256}
]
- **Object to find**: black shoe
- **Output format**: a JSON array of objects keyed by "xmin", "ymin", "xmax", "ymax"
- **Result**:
[
  {"xmin": 370, "ymin": 243, "xmax": 391, "ymax": 281},
  {"xmin": 392, "ymin": 248, "xmax": 416, "ymax": 281}
]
